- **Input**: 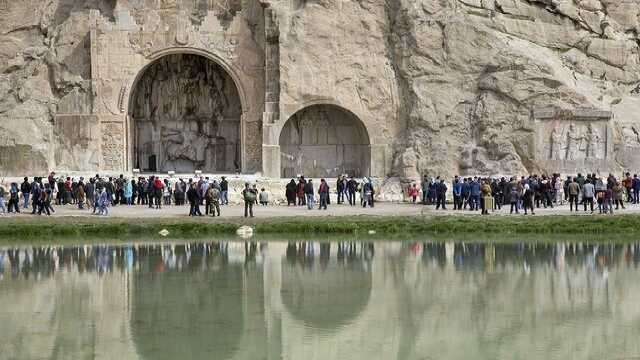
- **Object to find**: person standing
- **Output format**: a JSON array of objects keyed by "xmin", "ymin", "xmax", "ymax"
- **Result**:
[
  {"xmin": 567, "ymin": 177, "xmax": 580, "ymax": 212},
  {"xmin": 146, "ymin": 176, "xmax": 155, "ymax": 208},
  {"xmin": 304, "ymin": 179, "xmax": 315, "ymax": 210},
  {"xmin": 0, "ymin": 183, "xmax": 6, "ymax": 215},
  {"xmin": 522, "ymin": 184, "xmax": 535, "ymax": 215},
  {"xmin": 187, "ymin": 183, "xmax": 203, "ymax": 216},
  {"xmin": 582, "ymin": 180, "xmax": 595, "ymax": 213},
  {"xmin": 336, "ymin": 176, "xmax": 344, "ymax": 204},
  {"xmin": 318, "ymin": 179, "xmax": 329, "ymax": 210},
  {"xmin": 461, "ymin": 178, "xmax": 471, "ymax": 210},
  {"xmin": 37, "ymin": 184, "xmax": 51, "ymax": 216},
  {"xmin": 242, "ymin": 183, "xmax": 256, "ymax": 217},
  {"xmin": 220, "ymin": 176, "xmax": 229, "ymax": 205},
  {"xmin": 613, "ymin": 180, "xmax": 625, "ymax": 210},
  {"xmin": 509, "ymin": 177, "xmax": 520, "ymax": 214},
  {"xmin": 297, "ymin": 177, "xmax": 307, "ymax": 206},
  {"xmin": 480, "ymin": 179, "xmax": 493, "ymax": 215},
  {"xmin": 7, "ymin": 183, "xmax": 20, "ymax": 214},
  {"xmin": 285, "ymin": 179, "xmax": 297, "ymax": 205},
  {"xmin": 633, "ymin": 174, "xmax": 640, "ymax": 204},
  {"xmin": 470, "ymin": 178, "xmax": 481, "ymax": 211},
  {"xmin": 408, "ymin": 183, "xmax": 419, "ymax": 204},
  {"xmin": 604, "ymin": 184, "xmax": 614, "ymax": 214},
  {"xmin": 85, "ymin": 178, "xmax": 95, "ymax": 211},
  {"xmin": 452, "ymin": 178, "xmax": 462, "ymax": 210},
  {"xmin": 259, "ymin": 188, "xmax": 269, "ymax": 206},
  {"xmin": 347, "ymin": 177, "xmax": 358, "ymax": 206},
  {"xmin": 210, "ymin": 186, "xmax": 221, "ymax": 217},
  {"xmin": 20, "ymin": 177, "xmax": 31, "ymax": 209},
  {"xmin": 153, "ymin": 177, "xmax": 164, "ymax": 210},
  {"xmin": 77, "ymin": 179, "xmax": 86, "ymax": 210},
  {"xmin": 97, "ymin": 189, "xmax": 110, "ymax": 216},
  {"xmin": 124, "ymin": 179, "xmax": 133, "ymax": 205},
  {"xmin": 115, "ymin": 174, "xmax": 125, "ymax": 205},
  {"xmin": 436, "ymin": 179, "xmax": 447, "ymax": 210},
  {"xmin": 421, "ymin": 175, "xmax": 429, "ymax": 205},
  {"xmin": 362, "ymin": 178, "xmax": 375, "ymax": 208}
]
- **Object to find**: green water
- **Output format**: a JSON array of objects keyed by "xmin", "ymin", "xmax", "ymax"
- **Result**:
[{"xmin": 1, "ymin": 240, "xmax": 639, "ymax": 360}]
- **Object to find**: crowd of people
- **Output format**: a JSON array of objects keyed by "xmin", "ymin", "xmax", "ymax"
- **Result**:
[
  {"xmin": 283, "ymin": 176, "xmax": 376, "ymax": 210},
  {"xmin": 415, "ymin": 172, "xmax": 640, "ymax": 215},
  {"xmin": 0, "ymin": 172, "xmax": 235, "ymax": 217},
  {"xmin": 1, "ymin": 170, "xmax": 639, "ymax": 218}
]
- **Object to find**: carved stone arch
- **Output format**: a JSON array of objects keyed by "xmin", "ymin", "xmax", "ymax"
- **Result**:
[
  {"xmin": 127, "ymin": 50, "xmax": 245, "ymax": 173},
  {"xmin": 126, "ymin": 47, "xmax": 249, "ymax": 116},
  {"xmin": 278, "ymin": 103, "xmax": 372, "ymax": 178},
  {"xmin": 280, "ymin": 100, "xmax": 380, "ymax": 146}
]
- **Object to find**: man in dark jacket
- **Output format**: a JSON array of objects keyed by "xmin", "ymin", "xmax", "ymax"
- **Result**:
[
  {"xmin": 304, "ymin": 179, "xmax": 315, "ymax": 210},
  {"xmin": 30, "ymin": 180, "xmax": 41, "ymax": 214},
  {"xmin": 347, "ymin": 177, "xmax": 358, "ymax": 206},
  {"xmin": 20, "ymin": 177, "xmax": 31, "ymax": 210},
  {"xmin": 220, "ymin": 176, "xmax": 229, "ymax": 205},
  {"xmin": 436, "ymin": 180, "xmax": 447, "ymax": 210},
  {"xmin": 187, "ymin": 183, "xmax": 203, "ymax": 216}
]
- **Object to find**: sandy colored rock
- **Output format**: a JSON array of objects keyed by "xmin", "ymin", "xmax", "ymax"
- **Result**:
[{"xmin": 0, "ymin": 0, "xmax": 637, "ymax": 184}]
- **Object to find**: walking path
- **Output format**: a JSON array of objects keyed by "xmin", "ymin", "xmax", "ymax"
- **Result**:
[{"xmin": 3, "ymin": 202, "xmax": 640, "ymax": 219}]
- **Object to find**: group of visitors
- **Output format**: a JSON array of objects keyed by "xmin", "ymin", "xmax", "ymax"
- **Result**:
[
  {"xmin": 284, "ymin": 176, "xmax": 375, "ymax": 210},
  {"xmin": 3, "ymin": 169, "xmax": 640, "ymax": 218},
  {"xmin": 410, "ymin": 172, "xmax": 640, "ymax": 215},
  {"xmin": 0, "ymin": 173, "xmax": 233, "ymax": 217}
]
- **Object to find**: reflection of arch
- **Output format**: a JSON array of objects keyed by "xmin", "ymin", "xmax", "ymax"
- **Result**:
[
  {"xmin": 131, "ymin": 264, "xmax": 244, "ymax": 360},
  {"xmin": 128, "ymin": 51, "xmax": 243, "ymax": 173},
  {"xmin": 280, "ymin": 258, "xmax": 373, "ymax": 331},
  {"xmin": 279, "ymin": 104, "xmax": 371, "ymax": 178}
]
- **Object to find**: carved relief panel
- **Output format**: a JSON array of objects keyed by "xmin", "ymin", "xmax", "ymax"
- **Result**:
[
  {"xmin": 101, "ymin": 121, "xmax": 126, "ymax": 171},
  {"xmin": 534, "ymin": 108, "xmax": 613, "ymax": 173}
]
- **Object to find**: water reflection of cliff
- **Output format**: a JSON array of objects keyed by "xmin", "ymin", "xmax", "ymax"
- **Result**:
[{"xmin": 1, "ymin": 241, "xmax": 640, "ymax": 360}]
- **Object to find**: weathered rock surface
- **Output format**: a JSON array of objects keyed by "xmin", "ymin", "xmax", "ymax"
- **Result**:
[{"xmin": 0, "ymin": 0, "xmax": 638, "ymax": 181}]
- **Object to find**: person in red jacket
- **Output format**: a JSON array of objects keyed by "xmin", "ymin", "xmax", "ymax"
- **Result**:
[{"xmin": 153, "ymin": 178, "xmax": 164, "ymax": 210}]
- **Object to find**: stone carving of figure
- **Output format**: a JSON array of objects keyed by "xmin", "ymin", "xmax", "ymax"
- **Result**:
[
  {"xmin": 565, "ymin": 124, "xmax": 584, "ymax": 160},
  {"xmin": 315, "ymin": 117, "xmax": 329, "ymax": 145},
  {"xmin": 586, "ymin": 123, "xmax": 603, "ymax": 159},
  {"xmin": 161, "ymin": 119, "xmax": 210, "ymax": 169},
  {"xmin": 622, "ymin": 126, "xmax": 640, "ymax": 147},
  {"xmin": 299, "ymin": 117, "xmax": 313, "ymax": 145},
  {"xmin": 550, "ymin": 126, "xmax": 564, "ymax": 160}
]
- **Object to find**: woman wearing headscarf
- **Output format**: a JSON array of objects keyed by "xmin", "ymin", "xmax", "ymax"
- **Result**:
[
  {"xmin": 285, "ymin": 179, "xmax": 297, "ymax": 206},
  {"xmin": 8, "ymin": 183, "xmax": 20, "ymax": 213},
  {"xmin": 522, "ymin": 183, "xmax": 535, "ymax": 215},
  {"xmin": 124, "ymin": 179, "xmax": 133, "ymax": 205},
  {"xmin": 98, "ymin": 189, "xmax": 110, "ymax": 216}
]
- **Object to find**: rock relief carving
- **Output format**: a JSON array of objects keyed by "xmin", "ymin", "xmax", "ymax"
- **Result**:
[
  {"xmin": 547, "ymin": 122, "xmax": 606, "ymax": 160},
  {"xmin": 550, "ymin": 126, "xmax": 565, "ymax": 160},
  {"xmin": 101, "ymin": 123, "xmax": 125, "ymax": 171}
]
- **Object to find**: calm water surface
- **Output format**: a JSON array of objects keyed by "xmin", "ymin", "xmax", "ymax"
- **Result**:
[{"xmin": 1, "ymin": 240, "xmax": 640, "ymax": 360}]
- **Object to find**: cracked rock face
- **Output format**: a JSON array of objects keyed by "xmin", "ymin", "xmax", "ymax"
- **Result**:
[{"xmin": 0, "ymin": 0, "xmax": 639, "ymax": 180}]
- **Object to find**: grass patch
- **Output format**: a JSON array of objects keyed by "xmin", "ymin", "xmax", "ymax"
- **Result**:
[{"xmin": 1, "ymin": 214, "xmax": 640, "ymax": 243}]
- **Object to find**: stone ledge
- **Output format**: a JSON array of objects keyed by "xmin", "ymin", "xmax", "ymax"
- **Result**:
[{"xmin": 533, "ymin": 107, "xmax": 613, "ymax": 120}]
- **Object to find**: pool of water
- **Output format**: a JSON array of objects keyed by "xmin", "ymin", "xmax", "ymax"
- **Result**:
[{"xmin": 1, "ymin": 240, "xmax": 640, "ymax": 360}]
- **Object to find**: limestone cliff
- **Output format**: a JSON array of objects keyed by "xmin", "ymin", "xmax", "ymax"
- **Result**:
[{"xmin": 0, "ymin": 0, "xmax": 639, "ymax": 179}]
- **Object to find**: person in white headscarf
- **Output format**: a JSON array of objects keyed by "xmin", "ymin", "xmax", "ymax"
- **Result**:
[{"xmin": 523, "ymin": 183, "xmax": 535, "ymax": 215}]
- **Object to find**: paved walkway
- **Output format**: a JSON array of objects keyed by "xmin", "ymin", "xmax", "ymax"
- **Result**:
[{"xmin": 3, "ymin": 201, "xmax": 640, "ymax": 219}]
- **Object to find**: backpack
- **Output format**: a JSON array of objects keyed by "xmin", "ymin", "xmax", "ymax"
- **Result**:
[{"xmin": 244, "ymin": 190, "xmax": 256, "ymax": 202}]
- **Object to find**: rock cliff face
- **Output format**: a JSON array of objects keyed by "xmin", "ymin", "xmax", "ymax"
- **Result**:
[{"xmin": 0, "ymin": 0, "xmax": 638, "ymax": 180}]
